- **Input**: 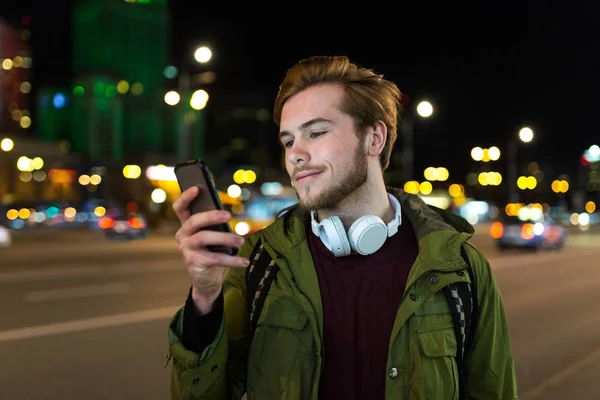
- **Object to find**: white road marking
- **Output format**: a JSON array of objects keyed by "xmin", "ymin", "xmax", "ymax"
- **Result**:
[
  {"xmin": 0, "ymin": 261, "xmax": 181, "ymax": 284},
  {"xmin": 0, "ymin": 306, "xmax": 180, "ymax": 342},
  {"xmin": 24, "ymin": 282, "xmax": 130, "ymax": 302}
]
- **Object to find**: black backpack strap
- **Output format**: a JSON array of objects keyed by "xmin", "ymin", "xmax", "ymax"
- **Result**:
[
  {"xmin": 245, "ymin": 238, "xmax": 279, "ymax": 338},
  {"xmin": 443, "ymin": 244, "xmax": 478, "ymax": 400}
]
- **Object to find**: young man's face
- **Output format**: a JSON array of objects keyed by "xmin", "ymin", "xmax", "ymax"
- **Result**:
[{"xmin": 279, "ymin": 84, "xmax": 368, "ymax": 211}]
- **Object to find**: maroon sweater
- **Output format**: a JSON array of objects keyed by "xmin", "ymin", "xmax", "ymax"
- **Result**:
[{"xmin": 308, "ymin": 212, "xmax": 418, "ymax": 400}]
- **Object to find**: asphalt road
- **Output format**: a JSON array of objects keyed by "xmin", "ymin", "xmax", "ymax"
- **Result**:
[{"xmin": 0, "ymin": 227, "xmax": 598, "ymax": 399}]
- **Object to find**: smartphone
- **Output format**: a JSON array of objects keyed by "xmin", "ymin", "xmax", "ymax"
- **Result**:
[{"xmin": 174, "ymin": 159, "xmax": 236, "ymax": 255}]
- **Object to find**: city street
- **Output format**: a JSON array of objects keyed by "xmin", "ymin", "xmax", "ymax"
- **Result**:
[{"xmin": 0, "ymin": 227, "xmax": 599, "ymax": 399}]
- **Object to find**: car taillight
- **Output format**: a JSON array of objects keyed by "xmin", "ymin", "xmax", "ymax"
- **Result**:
[
  {"xmin": 128, "ymin": 217, "xmax": 145, "ymax": 229},
  {"xmin": 521, "ymin": 223, "xmax": 535, "ymax": 240},
  {"xmin": 490, "ymin": 222, "xmax": 504, "ymax": 239},
  {"xmin": 98, "ymin": 217, "xmax": 114, "ymax": 229}
]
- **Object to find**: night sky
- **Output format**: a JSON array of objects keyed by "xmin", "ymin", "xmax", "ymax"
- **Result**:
[{"xmin": 2, "ymin": 1, "xmax": 599, "ymax": 181}]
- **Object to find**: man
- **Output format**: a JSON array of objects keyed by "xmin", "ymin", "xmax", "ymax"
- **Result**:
[{"xmin": 167, "ymin": 55, "xmax": 518, "ymax": 399}]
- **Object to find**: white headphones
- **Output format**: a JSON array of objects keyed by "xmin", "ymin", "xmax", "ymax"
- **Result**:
[{"xmin": 310, "ymin": 193, "xmax": 402, "ymax": 257}]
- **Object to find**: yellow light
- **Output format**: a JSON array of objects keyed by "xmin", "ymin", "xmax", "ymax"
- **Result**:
[
  {"xmin": 117, "ymin": 80, "xmax": 130, "ymax": 95},
  {"xmin": 488, "ymin": 146, "xmax": 501, "ymax": 161},
  {"xmin": 233, "ymin": 169, "xmax": 246, "ymax": 184},
  {"xmin": 482, "ymin": 148, "xmax": 491, "ymax": 162},
  {"xmin": 560, "ymin": 180, "xmax": 569, "ymax": 193},
  {"xmin": 123, "ymin": 165, "xmax": 141, "ymax": 179},
  {"xmin": 526, "ymin": 176, "xmax": 537, "ymax": 190},
  {"xmin": 490, "ymin": 172, "xmax": 503, "ymax": 186},
  {"xmin": 2, "ymin": 59, "xmax": 13, "ymax": 70},
  {"xmin": 1, "ymin": 138, "xmax": 14, "ymax": 152},
  {"xmin": 436, "ymin": 167, "xmax": 449, "ymax": 181},
  {"xmin": 245, "ymin": 170, "xmax": 257, "ymax": 184},
  {"xmin": 420, "ymin": 181, "xmax": 433, "ymax": 195},
  {"xmin": 79, "ymin": 174, "xmax": 91, "ymax": 185},
  {"xmin": 18, "ymin": 208, "xmax": 31, "ymax": 219},
  {"xmin": 478, "ymin": 172, "xmax": 490, "ymax": 186},
  {"xmin": 17, "ymin": 156, "xmax": 32, "ymax": 172},
  {"xmin": 190, "ymin": 90, "xmax": 209, "ymax": 110},
  {"xmin": 424, "ymin": 167, "xmax": 437, "ymax": 181},
  {"xmin": 89, "ymin": 174, "xmax": 102, "ymax": 185},
  {"xmin": 505, "ymin": 204, "xmax": 516, "ymax": 216},
  {"xmin": 32, "ymin": 157, "xmax": 44, "ymax": 170},
  {"xmin": 551, "ymin": 180, "xmax": 561, "ymax": 193},
  {"xmin": 517, "ymin": 176, "xmax": 528, "ymax": 190},
  {"xmin": 20, "ymin": 116, "xmax": 32, "ymax": 128},
  {"xmin": 471, "ymin": 147, "xmax": 484, "ymax": 161},
  {"xmin": 6, "ymin": 209, "xmax": 18, "ymax": 220},
  {"xmin": 453, "ymin": 195, "xmax": 466, "ymax": 206},
  {"xmin": 94, "ymin": 206, "xmax": 106, "ymax": 217},
  {"xmin": 585, "ymin": 201, "xmax": 596, "ymax": 214},
  {"xmin": 403, "ymin": 181, "xmax": 420, "ymax": 194},
  {"xmin": 448, "ymin": 184, "xmax": 463, "ymax": 198},
  {"xmin": 64, "ymin": 207, "xmax": 77, "ymax": 219},
  {"xmin": 164, "ymin": 91, "xmax": 180, "ymax": 106}
]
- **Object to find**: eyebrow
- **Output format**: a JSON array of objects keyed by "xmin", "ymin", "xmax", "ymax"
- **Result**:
[{"xmin": 279, "ymin": 117, "xmax": 335, "ymax": 139}]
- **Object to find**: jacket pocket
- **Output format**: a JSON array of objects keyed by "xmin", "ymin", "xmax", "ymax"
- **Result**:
[
  {"xmin": 410, "ymin": 324, "xmax": 459, "ymax": 400},
  {"xmin": 247, "ymin": 295, "xmax": 315, "ymax": 399}
]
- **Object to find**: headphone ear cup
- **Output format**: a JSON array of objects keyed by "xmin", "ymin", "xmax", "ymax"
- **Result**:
[
  {"xmin": 347, "ymin": 215, "xmax": 387, "ymax": 255},
  {"xmin": 318, "ymin": 216, "xmax": 351, "ymax": 257}
]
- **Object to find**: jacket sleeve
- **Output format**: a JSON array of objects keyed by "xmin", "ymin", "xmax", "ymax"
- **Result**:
[
  {"xmin": 462, "ymin": 243, "xmax": 519, "ymax": 400},
  {"xmin": 167, "ymin": 234, "xmax": 259, "ymax": 400}
]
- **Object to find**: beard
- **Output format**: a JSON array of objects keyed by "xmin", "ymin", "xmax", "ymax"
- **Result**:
[{"xmin": 297, "ymin": 140, "xmax": 369, "ymax": 212}]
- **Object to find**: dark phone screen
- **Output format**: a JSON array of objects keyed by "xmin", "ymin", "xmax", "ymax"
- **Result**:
[{"xmin": 174, "ymin": 160, "xmax": 235, "ymax": 255}]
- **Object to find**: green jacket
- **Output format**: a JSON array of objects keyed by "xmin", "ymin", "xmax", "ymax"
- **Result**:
[{"xmin": 167, "ymin": 188, "xmax": 518, "ymax": 399}]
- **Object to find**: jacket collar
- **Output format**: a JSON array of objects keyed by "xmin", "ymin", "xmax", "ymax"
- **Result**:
[{"xmin": 262, "ymin": 187, "xmax": 473, "ymax": 273}]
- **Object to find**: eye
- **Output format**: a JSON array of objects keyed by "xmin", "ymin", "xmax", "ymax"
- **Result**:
[
  {"xmin": 310, "ymin": 131, "xmax": 326, "ymax": 138},
  {"xmin": 284, "ymin": 140, "xmax": 294, "ymax": 148}
]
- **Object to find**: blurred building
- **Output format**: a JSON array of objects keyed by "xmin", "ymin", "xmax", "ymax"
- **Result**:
[
  {"xmin": 0, "ymin": 17, "xmax": 33, "ymax": 136},
  {"xmin": 36, "ymin": 0, "xmax": 170, "ymax": 164}
]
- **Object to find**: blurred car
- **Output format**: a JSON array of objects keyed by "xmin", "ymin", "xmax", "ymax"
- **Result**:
[
  {"xmin": 490, "ymin": 208, "xmax": 566, "ymax": 250},
  {"xmin": 97, "ymin": 214, "xmax": 149, "ymax": 240},
  {"xmin": 0, "ymin": 224, "xmax": 12, "ymax": 247}
]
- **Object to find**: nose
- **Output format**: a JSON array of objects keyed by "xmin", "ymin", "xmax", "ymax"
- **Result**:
[{"xmin": 287, "ymin": 138, "xmax": 310, "ymax": 168}]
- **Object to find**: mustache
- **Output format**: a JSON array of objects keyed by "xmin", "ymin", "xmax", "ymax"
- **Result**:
[{"xmin": 292, "ymin": 166, "xmax": 322, "ymax": 178}]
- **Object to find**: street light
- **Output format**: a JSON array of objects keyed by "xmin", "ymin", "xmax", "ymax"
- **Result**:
[
  {"xmin": 190, "ymin": 90, "xmax": 209, "ymax": 110},
  {"xmin": 519, "ymin": 127, "xmax": 534, "ymax": 143},
  {"xmin": 194, "ymin": 46, "xmax": 212, "ymax": 63},
  {"xmin": 174, "ymin": 46, "xmax": 212, "ymax": 160},
  {"xmin": 1, "ymin": 138, "xmax": 14, "ymax": 152},
  {"xmin": 508, "ymin": 126, "xmax": 535, "ymax": 202},
  {"xmin": 402, "ymin": 99, "xmax": 434, "ymax": 182},
  {"xmin": 164, "ymin": 91, "xmax": 181, "ymax": 106},
  {"xmin": 416, "ymin": 101, "xmax": 433, "ymax": 118}
]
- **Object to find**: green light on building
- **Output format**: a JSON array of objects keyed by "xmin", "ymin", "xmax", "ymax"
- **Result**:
[{"xmin": 73, "ymin": 86, "xmax": 85, "ymax": 96}]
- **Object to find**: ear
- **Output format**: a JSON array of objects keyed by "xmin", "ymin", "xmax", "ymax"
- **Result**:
[{"xmin": 367, "ymin": 121, "xmax": 388, "ymax": 157}]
